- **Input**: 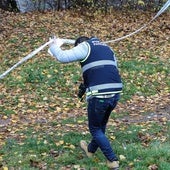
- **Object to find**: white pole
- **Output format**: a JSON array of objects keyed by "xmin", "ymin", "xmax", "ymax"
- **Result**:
[
  {"xmin": 0, "ymin": 39, "xmax": 75, "ymax": 79},
  {"xmin": 0, "ymin": 40, "xmax": 51, "ymax": 79}
]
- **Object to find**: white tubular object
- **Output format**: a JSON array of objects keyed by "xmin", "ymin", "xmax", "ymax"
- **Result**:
[
  {"xmin": 104, "ymin": 0, "xmax": 170, "ymax": 44},
  {"xmin": 0, "ymin": 40, "xmax": 53, "ymax": 79},
  {"xmin": 0, "ymin": 38, "xmax": 75, "ymax": 79}
]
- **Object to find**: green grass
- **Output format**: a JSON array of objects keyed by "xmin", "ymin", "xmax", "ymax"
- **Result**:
[
  {"xmin": 120, "ymin": 58, "xmax": 169, "ymax": 101},
  {"xmin": 0, "ymin": 121, "xmax": 169, "ymax": 169},
  {"xmin": 0, "ymin": 53, "xmax": 169, "ymax": 169},
  {"xmin": 0, "ymin": 22, "xmax": 170, "ymax": 170}
]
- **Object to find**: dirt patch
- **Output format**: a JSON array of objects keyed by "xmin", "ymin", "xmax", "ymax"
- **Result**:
[{"xmin": 119, "ymin": 108, "xmax": 170, "ymax": 123}]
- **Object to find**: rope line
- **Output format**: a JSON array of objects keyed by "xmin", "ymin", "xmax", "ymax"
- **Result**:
[
  {"xmin": 104, "ymin": 0, "xmax": 170, "ymax": 43},
  {"xmin": 0, "ymin": 40, "xmax": 53, "ymax": 79},
  {"xmin": 0, "ymin": 0, "xmax": 169, "ymax": 79}
]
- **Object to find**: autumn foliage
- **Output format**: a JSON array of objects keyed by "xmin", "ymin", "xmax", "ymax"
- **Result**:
[{"xmin": 0, "ymin": 7, "xmax": 169, "ymax": 170}]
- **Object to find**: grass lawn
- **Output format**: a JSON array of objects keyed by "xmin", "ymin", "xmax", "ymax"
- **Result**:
[{"xmin": 0, "ymin": 8, "xmax": 170, "ymax": 170}]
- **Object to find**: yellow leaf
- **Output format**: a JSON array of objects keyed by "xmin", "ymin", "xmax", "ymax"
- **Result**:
[
  {"xmin": 56, "ymin": 107, "xmax": 62, "ymax": 113},
  {"xmin": 119, "ymin": 155, "xmax": 126, "ymax": 160},
  {"xmin": 55, "ymin": 140, "xmax": 64, "ymax": 146},
  {"xmin": 47, "ymin": 74, "xmax": 52, "ymax": 78},
  {"xmin": 2, "ymin": 116, "xmax": 8, "ymax": 119},
  {"xmin": 11, "ymin": 119, "xmax": 17, "ymax": 123},
  {"xmin": 128, "ymin": 162, "xmax": 134, "ymax": 166},
  {"xmin": 69, "ymin": 144, "xmax": 75, "ymax": 149},
  {"xmin": 16, "ymin": 75, "xmax": 22, "ymax": 80},
  {"xmin": 138, "ymin": 0, "xmax": 145, "ymax": 5},
  {"xmin": 77, "ymin": 120, "xmax": 84, "ymax": 123},
  {"xmin": 43, "ymin": 97, "xmax": 48, "ymax": 101},
  {"xmin": 3, "ymin": 167, "xmax": 8, "ymax": 170},
  {"xmin": 0, "ymin": 156, "xmax": 3, "ymax": 161},
  {"xmin": 41, "ymin": 152, "xmax": 47, "ymax": 156},
  {"xmin": 110, "ymin": 136, "xmax": 116, "ymax": 140},
  {"xmin": 63, "ymin": 144, "xmax": 75, "ymax": 150},
  {"xmin": 44, "ymin": 140, "xmax": 48, "ymax": 144}
]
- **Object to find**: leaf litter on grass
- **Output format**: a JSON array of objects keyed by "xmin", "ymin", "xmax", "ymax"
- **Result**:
[{"xmin": 0, "ymin": 8, "xmax": 170, "ymax": 169}]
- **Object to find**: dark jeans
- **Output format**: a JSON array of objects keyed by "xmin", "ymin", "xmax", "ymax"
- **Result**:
[{"xmin": 87, "ymin": 94, "xmax": 120, "ymax": 162}]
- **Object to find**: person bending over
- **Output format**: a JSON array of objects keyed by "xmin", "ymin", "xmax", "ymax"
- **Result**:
[{"xmin": 48, "ymin": 36, "xmax": 123, "ymax": 170}]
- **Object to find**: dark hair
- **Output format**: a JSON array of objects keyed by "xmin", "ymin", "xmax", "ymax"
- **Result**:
[{"xmin": 74, "ymin": 36, "xmax": 90, "ymax": 46}]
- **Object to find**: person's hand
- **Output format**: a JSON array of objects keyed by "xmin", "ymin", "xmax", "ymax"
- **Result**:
[
  {"xmin": 48, "ymin": 36, "xmax": 64, "ymax": 57},
  {"xmin": 49, "ymin": 36, "xmax": 64, "ymax": 47}
]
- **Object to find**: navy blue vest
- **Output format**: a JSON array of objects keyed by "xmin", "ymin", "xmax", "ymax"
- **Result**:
[{"xmin": 80, "ymin": 38, "xmax": 123, "ymax": 95}]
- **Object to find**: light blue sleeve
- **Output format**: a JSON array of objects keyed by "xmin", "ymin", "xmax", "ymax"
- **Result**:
[{"xmin": 49, "ymin": 42, "xmax": 90, "ymax": 63}]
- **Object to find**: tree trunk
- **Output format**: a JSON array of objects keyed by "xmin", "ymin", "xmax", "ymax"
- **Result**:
[
  {"xmin": 0, "ymin": 0, "xmax": 165, "ymax": 12},
  {"xmin": 15, "ymin": 0, "xmax": 35, "ymax": 13},
  {"xmin": 0, "ymin": 0, "xmax": 18, "ymax": 11}
]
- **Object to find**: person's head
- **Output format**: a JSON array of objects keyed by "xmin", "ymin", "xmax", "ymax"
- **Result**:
[{"xmin": 74, "ymin": 36, "xmax": 90, "ymax": 46}]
